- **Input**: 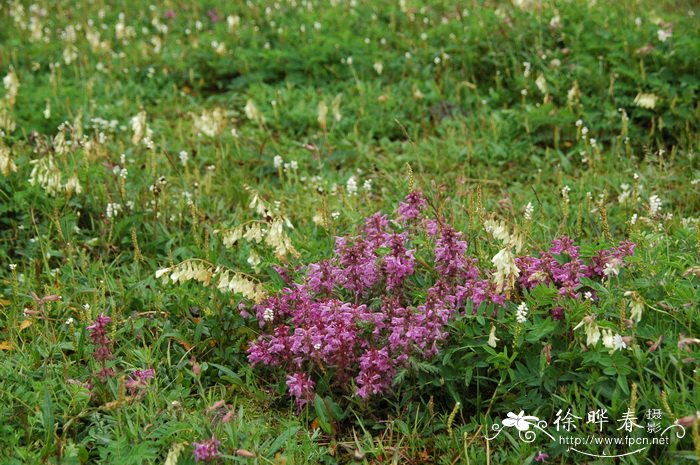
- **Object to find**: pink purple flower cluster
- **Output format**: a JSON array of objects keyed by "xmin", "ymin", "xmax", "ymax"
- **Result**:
[
  {"xmin": 87, "ymin": 314, "xmax": 114, "ymax": 380},
  {"xmin": 245, "ymin": 191, "xmax": 635, "ymax": 405},
  {"xmin": 125, "ymin": 368, "xmax": 155, "ymax": 394},
  {"xmin": 516, "ymin": 237, "xmax": 635, "ymax": 298},
  {"xmin": 192, "ymin": 435, "xmax": 221, "ymax": 462}
]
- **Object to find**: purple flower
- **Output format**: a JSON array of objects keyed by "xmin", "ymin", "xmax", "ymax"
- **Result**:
[
  {"xmin": 241, "ymin": 195, "xmax": 636, "ymax": 407},
  {"xmin": 87, "ymin": 314, "xmax": 114, "ymax": 380},
  {"xmin": 306, "ymin": 260, "xmax": 339, "ymax": 295},
  {"xmin": 273, "ymin": 265, "xmax": 295, "ymax": 285},
  {"xmin": 362, "ymin": 213, "xmax": 391, "ymax": 248},
  {"xmin": 207, "ymin": 9, "xmax": 221, "ymax": 23},
  {"xmin": 549, "ymin": 236, "xmax": 578, "ymax": 256},
  {"xmin": 517, "ymin": 237, "xmax": 590, "ymax": 298},
  {"xmin": 192, "ymin": 435, "xmax": 221, "ymax": 462},
  {"xmin": 335, "ymin": 236, "xmax": 380, "ymax": 294},
  {"xmin": 95, "ymin": 367, "xmax": 115, "ymax": 380},
  {"xmin": 397, "ymin": 190, "xmax": 427, "ymax": 223},
  {"xmin": 126, "ymin": 368, "xmax": 155, "ymax": 394},
  {"xmin": 87, "ymin": 314, "xmax": 112, "ymax": 347},
  {"xmin": 382, "ymin": 233, "xmax": 416, "ymax": 289},
  {"xmin": 286, "ymin": 372, "xmax": 315, "ymax": 408},
  {"xmin": 425, "ymin": 219, "xmax": 439, "ymax": 236},
  {"xmin": 248, "ymin": 325, "xmax": 293, "ymax": 366},
  {"xmin": 434, "ymin": 225, "xmax": 468, "ymax": 277},
  {"xmin": 591, "ymin": 241, "xmax": 636, "ymax": 277},
  {"xmin": 550, "ymin": 307, "xmax": 565, "ymax": 320},
  {"xmin": 356, "ymin": 348, "xmax": 394, "ymax": 398},
  {"xmin": 534, "ymin": 451, "xmax": 549, "ymax": 462},
  {"xmin": 163, "ymin": 10, "xmax": 176, "ymax": 19}
]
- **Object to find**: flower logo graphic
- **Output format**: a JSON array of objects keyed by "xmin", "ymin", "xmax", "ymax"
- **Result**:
[
  {"xmin": 487, "ymin": 411, "xmax": 553, "ymax": 442},
  {"xmin": 502, "ymin": 411, "xmax": 540, "ymax": 431}
]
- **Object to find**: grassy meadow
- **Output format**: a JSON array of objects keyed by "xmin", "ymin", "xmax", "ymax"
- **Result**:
[{"xmin": 0, "ymin": 0, "xmax": 699, "ymax": 463}]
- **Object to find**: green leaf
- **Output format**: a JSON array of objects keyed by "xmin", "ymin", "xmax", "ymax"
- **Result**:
[
  {"xmin": 525, "ymin": 319, "xmax": 557, "ymax": 342},
  {"xmin": 268, "ymin": 425, "xmax": 301, "ymax": 456},
  {"xmin": 314, "ymin": 394, "xmax": 332, "ymax": 434},
  {"xmin": 208, "ymin": 363, "xmax": 243, "ymax": 384},
  {"xmin": 41, "ymin": 386, "xmax": 54, "ymax": 449}
]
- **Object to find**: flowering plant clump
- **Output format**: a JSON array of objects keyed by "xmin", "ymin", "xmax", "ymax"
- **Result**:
[
  {"xmin": 87, "ymin": 314, "xmax": 115, "ymax": 381},
  {"xmin": 244, "ymin": 191, "xmax": 636, "ymax": 406}
]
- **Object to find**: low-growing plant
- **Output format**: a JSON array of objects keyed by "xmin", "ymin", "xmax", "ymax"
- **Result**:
[{"xmin": 240, "ymin": 190, "xmax": 636, "ymax": 414}]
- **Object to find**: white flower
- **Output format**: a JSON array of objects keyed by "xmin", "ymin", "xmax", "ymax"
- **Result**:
[
  {"xmin": 65, "ymin": 317, "xmax": 74, "ymax": 325},
  {"xmin": 487, "ymin": 325, "xmax": 499, "ymax": 348},
  {"xmin": 618, "ymin": 184, "xmax": 631, "ymax": 203},
  {"xmin": 373, "ymin": 62, "xmax": 383, "ymax": 75},
  {"xmin": 130, "ymin": 110, "xmax": 152, "ymax": 146},
  {"xmin": 574, "ymin": 315, "xmax": 601, "ymax": 346},
  {"xmin": 603, "ymin": 258, "xmax": 623, "ymax": 277},
  {"xmin": 247, "ymin": 250, "xmax": 261, "ymax": 271},
  {"xmin": 523, "ymin": 202, "xmax": 534, "ymax": 220},
  {"xmin": 492, "ymin": 248, "xmax": 520, "ymax": 293},
  {"xmin": 516, "ymin": 302, "xmax": 528, "ymax": 324},
  {"xmin": 634, "ymin": 93, "xmax": 658, "ymax": 109},
  {"xmin": 29, "ymin": 155, "xmax": 64, "ymax": 196},
  {"xmin": 561, "ymin": 186, "xmax": 571, "ymax": 203},
  {"xmin": 363, "ymin": 179, "xmax": 372, "ymax": 193},
  {"xmin": 602, "ymin": 329, "xmax": 627, "ymax": 352},
  {"xmin": 64, "ymin": 175, "xmax": 82, "ymax": 195},
  {"xmin": 649, "ymin": 195, "xmax": 662, "ymax": 216},
  {"xmin": 179, "ymin": 151, "xmax": 189, "ymax": 166},
  {"xmin": 106, "ymin": 202, "xmax": 122, "ymax": 219},
  {"xmin": 273, "ymin": 155, "xmax": 283, "ymax": 169},
  {"xmin": 244, "ymin": 99, "xmax": 265, "ymax": 124},
  {"xmin": 227, "ymin": 15, "xmax": 240, "ymax": 31},
  {"xmin": 346, "ymin": 176, "xmax": 358, "ymax": 195},
  {"xmin": 0, "ymin": 144, "xmax": 17, "ymax": 176},
  {"xmin": 9, "ymin": 263, "xmax": 17, "ymax": 270},
  {"xmin": 3, "ymin": 69, "xmax": 20, "ymax": 105},
  {"xmin": 657, "ymin": 28, "xmax": 672, "ymax": 42},
  {"xmin": 535, "ymin": 74, "xmax": 548, "ymax": 95},
  {"xmin": 625, "ymin": 291, "xmax": 644, "ymax": 322},
  {"xmin": 484, "ymin": 219, "xmax": 510, "ymax": 244},
  {"xmin": 263, "ymin": 307, "xmax": 274, "ymax": 322},
  {"xmin": 611, "ymin": 334, "xmax": 627, "ymax": 351}
]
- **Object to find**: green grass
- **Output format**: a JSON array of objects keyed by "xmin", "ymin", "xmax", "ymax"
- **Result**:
[{"xmin": 0, "ymin": 0, "xmax": 699, "ymax": 463}]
